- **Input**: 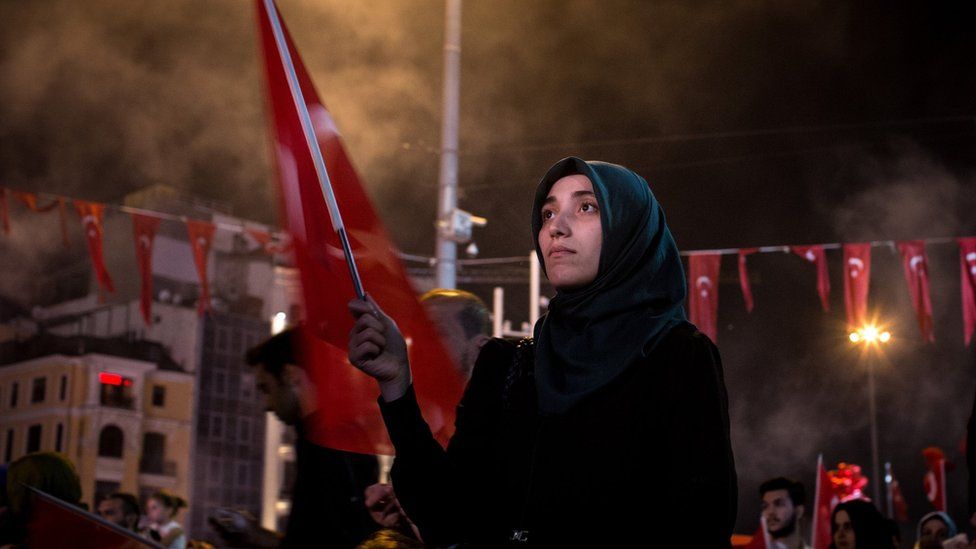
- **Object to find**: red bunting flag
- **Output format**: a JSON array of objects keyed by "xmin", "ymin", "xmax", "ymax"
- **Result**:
[
  {"xmin": 132, "ymin": 213, "xmax": 161, "ymax": 325},
  {"xmin": 256, "ymin": 0, "xmax": 463, "ymax": 454},
  {"xmin": 186, "ymin": 219, "xmax": 215, "ymax": 316},
  {"xmin": 738, "ymin": 248, "xmax": 758, "ymax": 313},
  {"xmin": 14, "ymin": 191, "xmax": 59, "ymax": 212},
  {"xmin": 688, "ymin": 253, "xmax": 721, "ymax": 343},
  {"xmin": 791, "ymin": 245, "xmax": 830, "ymax": 312},
  {"xmin": 922, "ymin": 447, "xmax": 948, "ymax": 512},
  {"xmin": 0, "ymin": 187, "xmax": 9, "ymax": 235},
  {"xmin": 843, "ymin": 243, "xmax": 871, "ymax": 330},
  {"xmin": 811, "ymin": 455, "xmax": 838, "ymax": 549},
  {"xmin": 14, "ymin": 191, "xmax": 70, "ymax": 249},
  {"xmin": 897, "ymin": 241, "xmax": 935, "ymax": 342},
  {"xmin": 74, "ymin": 200, "xmax": 115, "ymax": 295},
  {"xmin": 960, "ymin": 238, "xmax": 976, "ymax": 346}
]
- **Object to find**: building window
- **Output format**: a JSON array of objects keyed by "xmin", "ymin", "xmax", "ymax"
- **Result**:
[
  {"xmin": 197, "ymin": 413, "xmax": 210, "ymax": 437},
  {"xmin": 55, "ymin": 423, "xmax": 64, "ymax": 453},
  {"xmin": 211, "ymin": 415, "xmax": 223, "ymax": 438},
  {"xmin": 31, "ymin": 377, "xmax": 46, "ymax": 404},
  {"xmin": 99, "ymin": 373, "xmax": 135, "ymax": 409},
  {"xmin": 26, "ymin": 425, "xmax": 42, "ymax": 453},
  {"xmin": 237, "ymin": 462, "xmax": 248, "ymax": 486},
  {"xmin": 239, "ymin": 419, "xmax": 250, "ymax": 442},
  {"xmin": 97, "ymin": 425, "xmax": 124, "ymax": 458},
  {"xmin": 10, "ymin": 382, "xmax": 18, "ymax": 408},
  {"xmin": 59, "ymin": 375, "xmax": 68, "ymax": 401},
  {"xmin": 4, "ymin": 429, "xmax": 13, "ymax": 463},
  {"xmin": 152, "ymin": 385, "xmax": 166, "ymax": 407},
  {"xmin": 139, "ymin": 432, "xmax": 167, "ymax": 475},
  {"xmin": 215, "ymin": 372, "xmax": 226, "ymax": 396}
]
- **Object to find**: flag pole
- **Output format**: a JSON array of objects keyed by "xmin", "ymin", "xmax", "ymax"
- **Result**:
[
  {"xmin": 260, "ymin": 0, "xmax": 365, "ymax": 299},
  {"xmin": 812, "ymin": 453, "xmax": 823, "ymax": 549}
]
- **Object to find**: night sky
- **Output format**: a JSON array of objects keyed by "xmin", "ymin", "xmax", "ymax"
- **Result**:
[{"xmin": 2, "ymin": 0, "xmax": 976, "ymax": 537}]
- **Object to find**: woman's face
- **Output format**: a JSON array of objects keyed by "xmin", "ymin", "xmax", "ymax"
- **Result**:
[
  {"xmin": 146, "ymin": 497, "xmax": 170, "ymax": 523},
  {"xmin": 833, "ymin": 509, "xmax": 855, "ymax": 549},
  {"xmin": 538, "ymin": 174, "xmax": 602, "ymax": 291},
  {"xmin": 919, "ymin": 517, "xmax": 949, "ymax": 549}
]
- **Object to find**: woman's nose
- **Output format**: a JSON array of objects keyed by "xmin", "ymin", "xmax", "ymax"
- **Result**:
[{"xmin": 549, "ymin": 211, "xmax": 570, "ymax": 237}]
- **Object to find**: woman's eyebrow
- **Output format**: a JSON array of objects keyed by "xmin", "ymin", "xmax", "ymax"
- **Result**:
[{"xmin": 543, "ymin": 190, "xmax": 595, "ymax": 205}]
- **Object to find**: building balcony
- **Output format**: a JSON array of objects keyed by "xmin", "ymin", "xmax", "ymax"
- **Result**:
[
  {"xmin": 139, "ymin": 459, "xmax": 177, "ymax": 477},
  {"xmin": 100, "ymin": 395, "xmax": 135, "ymax": 409}
]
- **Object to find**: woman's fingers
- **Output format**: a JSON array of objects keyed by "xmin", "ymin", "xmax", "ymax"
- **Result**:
[
  {"xmin": 350, "ymin": 312, "xmax": 385, "ymax": 337},
  {"xmin": 348, "ymin": 297, "xmax": 380, "ymax": 321},
  {"xmin": 349, "ymin": 341, "xmax": 381, "ymax": 367},
  {"xmin": 350, "ymin": 326, "xmax": 387, "ymax": 351}
]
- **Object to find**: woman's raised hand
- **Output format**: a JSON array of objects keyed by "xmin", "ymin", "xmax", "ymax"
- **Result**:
[{"xmin": 348, "ymin": 294, "xmax": 412, "ymax": 402}]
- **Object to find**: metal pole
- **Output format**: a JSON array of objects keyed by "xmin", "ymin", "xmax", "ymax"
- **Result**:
[
  {"xmin": 529, "ymin": 251, "xmax": 540, "ymax": 327},
  {"xmin": 492, "ymin": 286, "xmax": 504, "ymax": 337},
  {"xmin": 884, "ymin": 462, "xmax": 893, "ymax": 518},
  {"xmin": 434, "ymin": 0, "xmax": 462, "ymax": 289},
  {"xmin": 867, "ymin": 358, "xmax": 882, "ymax": 504}
]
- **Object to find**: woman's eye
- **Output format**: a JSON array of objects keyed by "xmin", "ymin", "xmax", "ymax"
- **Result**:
[
  {"xmin": 580, "ymin": 202, "xmax": 598, "ymax": 213},
  {"xmin": 541, "ymin": 209, "xmax": 554, "ymax": 221}
]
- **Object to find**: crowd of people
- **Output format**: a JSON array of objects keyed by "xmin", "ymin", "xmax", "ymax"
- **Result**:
[
  {"xmin": 2, "ymin": 158, "xmax": 975, "ymax": 548},
  {"xmin": 0, "ymin": 450, "xmax": 191, "ymax": 548}
]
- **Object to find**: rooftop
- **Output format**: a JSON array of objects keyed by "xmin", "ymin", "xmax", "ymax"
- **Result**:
[{"xmin": 0, "ymin": 332, "xmax": 184, "ymax": 371}]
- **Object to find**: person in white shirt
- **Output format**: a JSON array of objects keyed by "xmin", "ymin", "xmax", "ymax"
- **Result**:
[{"xmin": 144, "ymin": 490, "xmax": 187, "ymax": 549}]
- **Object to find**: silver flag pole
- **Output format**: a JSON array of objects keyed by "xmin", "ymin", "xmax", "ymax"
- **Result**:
[{"xmin": 261, "ymin": 0, "xmax": 365, "ymax": 299}]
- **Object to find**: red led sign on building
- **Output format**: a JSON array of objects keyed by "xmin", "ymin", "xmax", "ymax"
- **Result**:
[{"xmin": 98, "ymin": 373, "xmax": 132, "ymax": 387}]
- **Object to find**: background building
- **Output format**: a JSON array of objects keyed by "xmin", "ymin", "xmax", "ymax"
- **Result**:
[
  {"xmin": 0, "ymin": 186, "xmax": 288, "ymax": 543},
  {"xmin": 0, "ymin": 333, "xmax": 193, "ymax": 507}
]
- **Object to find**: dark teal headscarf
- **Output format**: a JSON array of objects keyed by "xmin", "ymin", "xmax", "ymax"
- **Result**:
[{"xmin": 531, "ymin": 157, "xmax": 688, "ymax": 415}]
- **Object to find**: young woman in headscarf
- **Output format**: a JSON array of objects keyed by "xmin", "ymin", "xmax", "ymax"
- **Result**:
[
  {"xmin": 349, "ymin": 157, "xmax": 737, "ymax": 547},
  {"xmin": 829, "ymin": 499, "xmax": 889, "ymax": 549}
]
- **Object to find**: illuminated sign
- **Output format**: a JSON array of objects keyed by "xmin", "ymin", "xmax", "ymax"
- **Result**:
[{"xmin": 98, "ymin": 373, "xmax": 133, "ymax": 387}]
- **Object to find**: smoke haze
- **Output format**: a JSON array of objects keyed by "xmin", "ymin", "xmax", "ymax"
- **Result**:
[{"xmin": 2, "ymin": 0, "xmax": 975, "ymax": 535}]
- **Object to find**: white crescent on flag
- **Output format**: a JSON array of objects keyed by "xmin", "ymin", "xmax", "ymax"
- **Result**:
[
  {"xmin": 924, "ymin": 470, "xmax": 938, "ymax": 503},
  {"xmin": 696, "ymin": 276, "xmax": 712, "ymax": 298},
  {"xmin": 847, "ymin": 257, "xmax": 864, "ymax": 278},
  {"xmin": 909, "ymin": 255, "xmax": 924, "ymax": 273},
  {"xmin": 805, "ymin": 250, "xmax": 816, "ymax": 262}
]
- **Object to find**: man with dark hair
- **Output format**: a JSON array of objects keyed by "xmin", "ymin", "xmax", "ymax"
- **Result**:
[
  {"xmin": 213, "ymin": 327, "xmax": 378, "ymax": 549},
  {"xmin": 97, "ymin": 492, "xmax": 140, "ymax": 532},
  {"xmin": 760, "ymin": 477, "xmax": 810, "ymax": 549}
]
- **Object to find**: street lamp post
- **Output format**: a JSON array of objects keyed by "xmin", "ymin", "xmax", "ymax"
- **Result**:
[{"xmin": 849, "ymin": 325, "xmax": 891, "ymax": 505}]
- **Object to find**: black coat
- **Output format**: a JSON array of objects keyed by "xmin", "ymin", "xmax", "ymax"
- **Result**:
[
  {"xmin": 380, "ymin": 323, "xmax": 737, "ymax": 548},
  {"xmin": 283, "ymin": 425, "xmax": 379, "ymax": 548}
]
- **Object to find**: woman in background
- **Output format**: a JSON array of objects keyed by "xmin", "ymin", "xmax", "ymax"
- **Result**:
[{"xmin": 144, "ymin": 490, "xmax": 187, "ymax": 549}]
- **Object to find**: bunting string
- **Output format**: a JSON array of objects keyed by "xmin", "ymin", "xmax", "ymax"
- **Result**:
[{"xmin": 2, "ymin": 184, "xmax": 974, "ymax": 345}]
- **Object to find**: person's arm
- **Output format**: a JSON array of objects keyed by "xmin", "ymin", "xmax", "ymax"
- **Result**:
[
  {"xmin": 378, "ymin": 339, "xmax": 509, "ymax": 546},
  {"xmin": 658, "ymin": 329, "xmax": 737, "ymax": 547},
  {"xmin": 349, "ymin": 297, "xmax": 507, "ymax": 546}
]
